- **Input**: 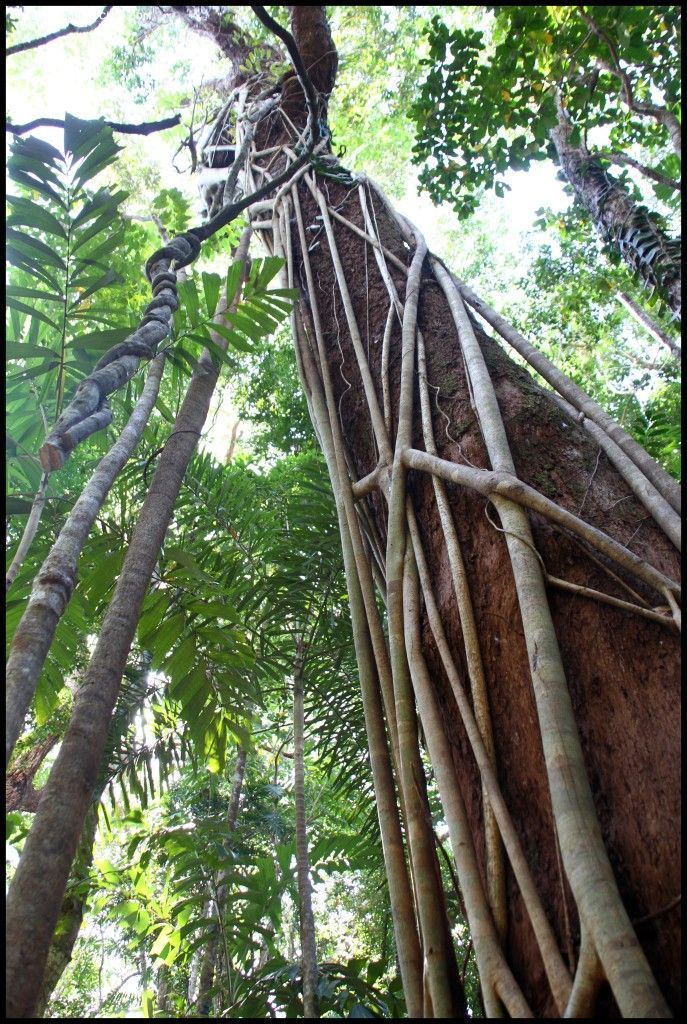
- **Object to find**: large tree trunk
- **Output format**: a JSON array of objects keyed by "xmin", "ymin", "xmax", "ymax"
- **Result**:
[
  {"xmin": 218, "ymin": 10, "xmax": 679, "ymax": 1017},
  {"xmin": 282, "ymin": 167, "xmax": 680, "ymax": 1016}
]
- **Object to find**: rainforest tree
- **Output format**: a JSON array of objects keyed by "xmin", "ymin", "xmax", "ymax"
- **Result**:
[
  {"xmin": 411, "ymin": 5, "xmax": 682, "ymax": 317},
  {"xmin": 6, "ymin": 5, "xmax": 681, "ymax": 1019}
]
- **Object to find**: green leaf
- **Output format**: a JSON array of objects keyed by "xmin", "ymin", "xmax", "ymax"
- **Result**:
[
  {"xmin": 6, "ymin": 341, "xmax": 56, "ymax": 360},
  {"xmin": 141, "ymin": 990, "xmax": 156, "ymax": 1018},
  {"xmin": 6, "ymin": 297, "xmax": 60, "ymax": 331},
  {"xmin": 72, "ymin": 188, "xmax": 127, "ymax": 229},
  {"xmin": 6, "ymin": 246, "xmax": 63, "ymax": 291},
  {"xmin": 8, "ymin": 151, "xmax": 63, "ymax": 187},
  {"xmin": 249, "ymin": 255, "xmax": 285, "ymax": 291},
  {"xmin": 6, "ymin": 496, "xmax": 35, "ymax": 515},
  {"xmin": 165, "ymin": 546, "xmax": 210, "ymax": 581},
  {"xmin": 69, "ymin": 267, "xmax": 123, "ymax": 307},
  {"xmin": 74, "ymin": 229, "xmax": 126, "ymax": 269},
  {"xmin": 177, "ymin": 279, "xmax": 201, "ymax": 325},
  {"xmin": 71, "ymin": 210, "xmax": 118, "ymax": 254},
  {"xmin": 190, "ymin": 333, "xmax": 234, "ymax": 369},
  {"xmin": 12, "ymin": 135, "xmax": 64, "ymax": 166},
  {"xmin": 223, "ymin": 309, "xmax": 266, "ymax": 343},
  {"xmin": 6, "ymin": 228, "xmax": 66, "ymax": 271},
  {"xmin": 145, "ymin": 611, "xmax": 186, "ymax": 666},
  {"xmin": 202, "ymin": 272, "xmax": 221, "ymax": 318},
  {"xmin": 66, "ymin": 327, "xmax": 132, "ymax": 352},
  {"xmin": 164, "ymin": 637, "xmax": 196, "ymax": 686},
  {"xmin": 226, "ymin": 260, "xmax": 245, "ymax": 306},
  {"xmin": 6, "ymin": 285, "xmax": 63, "ymax": 304},
  {"xmin": 211, "ymin": 320, "xmax": 254, "ymax": 353},
  {"xmin": 7, "ymin": 168, "xmax": 65, "ymax": 207},
  {"xmin": 6, "ymin": 196, "xmax": 67, "ymax": 239}
]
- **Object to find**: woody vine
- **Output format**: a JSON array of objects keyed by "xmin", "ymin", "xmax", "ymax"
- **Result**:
[{"xmin": 6, "ymin": 5, "xmax": 680, "ymax": 1019}]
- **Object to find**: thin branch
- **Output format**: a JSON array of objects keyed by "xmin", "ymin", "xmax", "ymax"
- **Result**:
[
  {"xmin": 6, "ymin": 473, "xmax": 49, "ymax": 592},
  {"xmin": 577, "ymin": 6, "xmax": 681, "ymax": 156},
  {"xmin": 594, "ymin": 150, "xmax": 680, "ymax": 191},
  {"xmin": 6, "ymin": 6, "xmax": 114, "ymax": 57},
  {"xmin": 6, "ymin": 114, "xmax": 182, "ymax": 137}
]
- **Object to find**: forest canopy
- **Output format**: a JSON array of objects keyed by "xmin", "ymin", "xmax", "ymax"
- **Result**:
[{"xmin": 5, "ymin": 5, "xmax": 681, "ymax": 1020}]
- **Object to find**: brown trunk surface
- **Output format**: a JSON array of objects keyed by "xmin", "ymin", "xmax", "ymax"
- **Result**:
[{"xmin": 280, "ymin": 171, "xmax": 680, "ymax": 1015}]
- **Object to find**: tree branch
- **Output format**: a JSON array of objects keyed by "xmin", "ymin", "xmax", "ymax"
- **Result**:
[
  {"xmin": 594, "ymin": 150, "xmax": 680, "ymax": 191},
  {"xmin": 6, "ymin": 114, "xmax": 182, "ymax": 137},
  {"xmin": 577, "ymin": 6, "xmax": 681, "ymax": 156},
  {"xmin": 6, "ymin": 6, "xmax": 113, "ymax": 57}
]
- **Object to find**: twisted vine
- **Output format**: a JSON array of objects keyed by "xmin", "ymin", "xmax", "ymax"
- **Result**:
[{"xmin": 39, "ymin": 232, "xmax": 200, "ymax": 472}]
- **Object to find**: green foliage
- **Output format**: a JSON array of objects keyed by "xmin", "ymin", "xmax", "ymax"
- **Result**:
[
  {"xmin": 505, "ymin": 204, "xmax": 681, "ymax": 479},
  {"xmin": 411, "ymin": 6, "xmax": 681, "ymax": 217}
]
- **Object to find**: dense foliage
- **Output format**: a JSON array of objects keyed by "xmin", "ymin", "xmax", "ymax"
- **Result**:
[{"xmin": 5, "ymin": 5, "xmax": 680, "ymax": 1018}]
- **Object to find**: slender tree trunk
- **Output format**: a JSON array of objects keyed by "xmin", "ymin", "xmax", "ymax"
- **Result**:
[
  {"xmin": 195, "ymin": 745, "xmax": 247, "ymax": 1016},
  {"xmin": 5, "ymin": 232, "xmax": 251, "ymax": 1019},
  {"xmin": 616, "ymin": 290, "xmax": 681, "ymax": 357},
  {"xmin": 33, "ymin": 800, "xmax": 101, "ymax": 1017},
  {"xmin": 5, "ymin": 471, "xmax": 48, "ymax": 592},
  {"xmin": 293, "ymin": 640, "xmax": 319, "ymax": 1019},
  {"xmin": 550, "ymin": 103, "xmax": 681, "ymax": 318},
  {"xmin": 156, "ymin": 966, "xmax": 171, "ymax": 1016},
  {"xmin": 6, "ymin": 352, "xmax": 166, "ymax": 766}
]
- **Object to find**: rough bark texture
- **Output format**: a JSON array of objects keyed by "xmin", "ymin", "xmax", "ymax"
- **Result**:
[
  {"xmin": 282, "ymin": 173, "xmax": 680, "ymax": 1014},
  {"xmin": 5, "ymin": 734, "xmax": 57, "ymax": 812},
  {"xmin": 33, "ymin": 801, "xmax": 101, "ymax": 1017},
  {"xmin": 550, "ymin": 110, "xmax": 681, "ymax": 319}
]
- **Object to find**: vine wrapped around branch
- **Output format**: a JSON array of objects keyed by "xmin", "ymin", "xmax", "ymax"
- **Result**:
[{"xmin": 38, "ymin": 232, "xmax": 201, "ymax": 473}]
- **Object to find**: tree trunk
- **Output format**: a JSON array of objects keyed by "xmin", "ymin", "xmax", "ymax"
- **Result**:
[
  {"xmin": 195, "ymin": 745, "xmax": 247, "ymax": 1016},
  {"xmin": 280, "ymin": 164, "xmax": 679, "ymax": 1015},
  {"xmin": 5, "ymin": 232, "xmax": 251, "ymax": 1019},
  {"xmin": 550, "ymin": 104, "xmax": 681, "ymax": 319},
  {"xmin": 6, "ymin": 733, "xmax": 58, "ymax": 812},
  {"xmin": 212, "ymin": 10, "xmax": 678, "ymax": 1016},
  {"xmin": 33, "ymin": 800, "xmax": 101, "ymax": 1016},
  {"xmin": 293, "ymin": 640, "xmax": 319, "ymax": 1019}
]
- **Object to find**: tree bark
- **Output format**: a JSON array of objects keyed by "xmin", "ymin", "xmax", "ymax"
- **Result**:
[
  {"xmin": 293, "ymin": 640, "xmax": 319, "ymax": 1019},
  {"xmin": 550, "ymin": 103, "xmax": 681, "ymax": 319},
  {"xmin": 6, "ymin": 733, "xmax": 57, "ymax": 812},
  {"xmin": 282, "ymin": 167, "xmax": 679, "ymax": 1013},
  {"xmin": 5, "ymin": 232, "xmax": 251, "ymax": 1019},
  {"xmin": 32, "ymin": 801, "xmax": 101, "ymax": 1017}
]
